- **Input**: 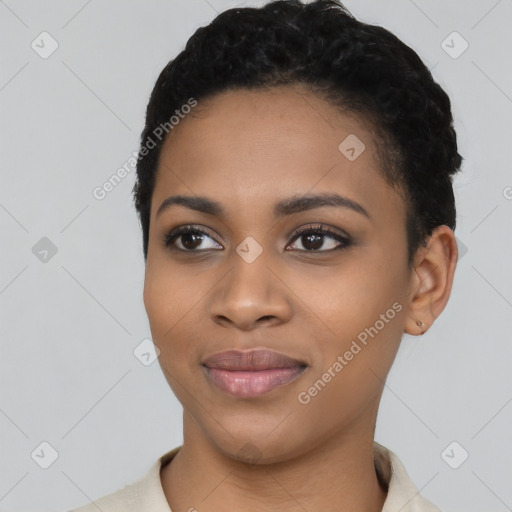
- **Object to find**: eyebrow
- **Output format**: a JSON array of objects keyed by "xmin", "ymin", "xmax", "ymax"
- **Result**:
[{"xmin": 156, "ymin": 193, "xmax": 371, "ymax": 220}]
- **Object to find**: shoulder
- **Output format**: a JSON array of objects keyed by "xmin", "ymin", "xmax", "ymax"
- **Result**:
[{"xmin": 66, "ymin": 447, "xmax": 181, "ymax": 512}]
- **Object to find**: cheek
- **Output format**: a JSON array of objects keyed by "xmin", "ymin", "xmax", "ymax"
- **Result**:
[
  {"xmin": 291, "ymin": 254, "xmax": 408, "ymax": 375},
  {"xmin": 144, "ymin": 273, "xmax": 168, "ymax": 331},
  {"xmin": 291, "ymin": 256, "xmax": 406, "ymax": 326},
  {"xmin": 143, "ymin": 269, "xmax": 185, "ymax": 353},
  {"xmin": 144, "ymin": 263, "xmax": 195, "ymax": 325},
  {"xmin": 295, "ymin": 302, "xmax": 405, "ymax": 428},
  {"xmin": 143, "ymin": 267, "xmax": 205, "ymax": 368}
]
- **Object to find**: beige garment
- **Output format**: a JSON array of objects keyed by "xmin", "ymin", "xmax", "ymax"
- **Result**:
[{"xmin": 67, "ymin": 442, "xmax": 442, "ymax": 512}]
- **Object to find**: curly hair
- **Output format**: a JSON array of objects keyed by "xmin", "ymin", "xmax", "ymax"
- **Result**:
[{"xmin": 132, "ymin": 0, "xmax": 463, "ymax": 265}]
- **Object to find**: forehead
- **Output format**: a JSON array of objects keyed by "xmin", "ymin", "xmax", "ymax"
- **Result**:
[{"xmin": 152, "ymin": 86, "xmax": 403, "ymax": 222}]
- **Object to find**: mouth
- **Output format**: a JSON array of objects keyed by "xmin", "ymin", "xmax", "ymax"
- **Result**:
[
  {"xmin": 202, "ymin": 366, "xmax": 307, "ymax": 398},
  {"xmin": 202, "ymin": 348, "xmax": 308, "ymax": 399}
]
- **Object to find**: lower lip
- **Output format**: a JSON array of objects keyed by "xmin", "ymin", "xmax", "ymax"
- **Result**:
[{"xmin": 203, "ymin": 365, "xmax": 306, "ymax": 398}]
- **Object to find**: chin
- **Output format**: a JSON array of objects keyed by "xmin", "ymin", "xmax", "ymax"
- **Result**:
[{"xmin": 205, "ymin": 420, "xmax": 308, "ymax": 465}]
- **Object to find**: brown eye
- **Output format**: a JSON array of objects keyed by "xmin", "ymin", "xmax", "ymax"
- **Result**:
[
  {"xmin": 163, "ymin": 225, "xmax": 223, "ymax": 252},
  {"xmin": 287, "ymin": 224, "xmax": 351, "ymax": 252}
]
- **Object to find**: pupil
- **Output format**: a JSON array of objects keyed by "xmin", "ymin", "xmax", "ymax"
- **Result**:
[
  {"xmin": 303, "ymin": 234, "xmax": 323, "ymax": 250},
  {"xmin": 179, "ymin": 233, "xmax": 326, "ymax": 250},
  {"xmin": 183, "ymin": 233, "xmax": 203, "ymax": 249}
]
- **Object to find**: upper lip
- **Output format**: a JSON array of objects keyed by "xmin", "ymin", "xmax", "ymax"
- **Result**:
[{"xmin": 202, "ymin": 348, "xmax": 308, "ymax": 371}]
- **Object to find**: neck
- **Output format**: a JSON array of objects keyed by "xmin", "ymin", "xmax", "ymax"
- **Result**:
[{"xmin": 161, "ymin": 410, "xmax": 388, "ymax": 512}]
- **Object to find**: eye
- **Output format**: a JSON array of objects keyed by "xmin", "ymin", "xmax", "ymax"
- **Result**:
[
  {"xmin": 286, "ymin": 223, "xmax": 351, "ymax": 252},
  {"xmin": 162, "ymin": 223, "xmax": 352, "ymax": 254},
  {"xmin": 163, "ymin": 225, "xmax": 222, "ymax": 252}
]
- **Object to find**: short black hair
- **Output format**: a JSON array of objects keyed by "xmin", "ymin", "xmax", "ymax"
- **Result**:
[{"xmin": 133, "ymin": 0, "xmax": 463, "ymax": 265}]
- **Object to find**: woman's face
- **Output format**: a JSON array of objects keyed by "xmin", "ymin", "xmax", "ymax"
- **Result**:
[{"xmin": 143, "ymin": 86, "xmax": 416, "ymax": 463}]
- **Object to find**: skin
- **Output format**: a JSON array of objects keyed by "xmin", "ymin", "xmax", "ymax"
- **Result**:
[{"xmin": 143, "ymin": 85, "xmax": 458, "ymax": 512}]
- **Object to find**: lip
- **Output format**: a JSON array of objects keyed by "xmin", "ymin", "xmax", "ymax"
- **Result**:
[
  {"xmin": 202, "ymin": 348, "xmax": 308, "ymax": 398},
  {"xmin": 202, "ymin": 348, "xmax": 307, "ymax": 370}
]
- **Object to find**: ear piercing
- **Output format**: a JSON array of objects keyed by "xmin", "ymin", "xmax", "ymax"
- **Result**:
[{"xmin": 416, "ymin": 320, "xmax": 425, "ymax": 335}]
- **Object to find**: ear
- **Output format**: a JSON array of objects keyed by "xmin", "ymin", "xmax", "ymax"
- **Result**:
[{"xmin": 404, "ymin": 225, "xmax": 458, "ymax": 336}]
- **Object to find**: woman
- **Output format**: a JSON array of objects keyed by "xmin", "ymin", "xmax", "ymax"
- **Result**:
[{"xmin": 69, "ymin": 0, "xmax": 461, "ymax": 510}]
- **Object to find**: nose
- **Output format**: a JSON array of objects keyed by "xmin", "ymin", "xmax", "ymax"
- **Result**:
[{"xmin": 208, "ymin": 251, "xmax": 293, "ymax": 331}]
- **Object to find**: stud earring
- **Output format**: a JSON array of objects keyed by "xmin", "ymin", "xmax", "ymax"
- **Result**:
[{"xmin": 416, "ymin": 320, "xmax": 425, "ymax": 335}]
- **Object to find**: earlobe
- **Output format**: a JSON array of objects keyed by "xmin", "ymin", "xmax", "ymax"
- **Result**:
[
  {"xmin": 404, "ymin": 225, "xmax": 458, "ymax": 336},
  {"xmin": 415, "ymin": 319, "xmax": 425, "ymax": 336}
]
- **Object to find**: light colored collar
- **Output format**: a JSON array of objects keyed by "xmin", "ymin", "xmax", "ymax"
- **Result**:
[
  {"xmin": 154, "ymin": 442, "xmax": 441, "ymax": 512},
  {"xmin": 373, "ymin": 442, "xmax": 441, "ymax": 512},
  {"xmin": 71, "ymin": 442, "xmax": 442, "ymax": 511}
]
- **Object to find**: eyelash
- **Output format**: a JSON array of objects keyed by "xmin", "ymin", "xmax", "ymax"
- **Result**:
[{"xmin": 162, "ymin": 223, "xmax": 352, "ymax": 254}]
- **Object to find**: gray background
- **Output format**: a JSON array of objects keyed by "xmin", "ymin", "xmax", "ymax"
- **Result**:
[{"xmin": 1, "ymin": 0, "xmax": 511, "ymax": 511}]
